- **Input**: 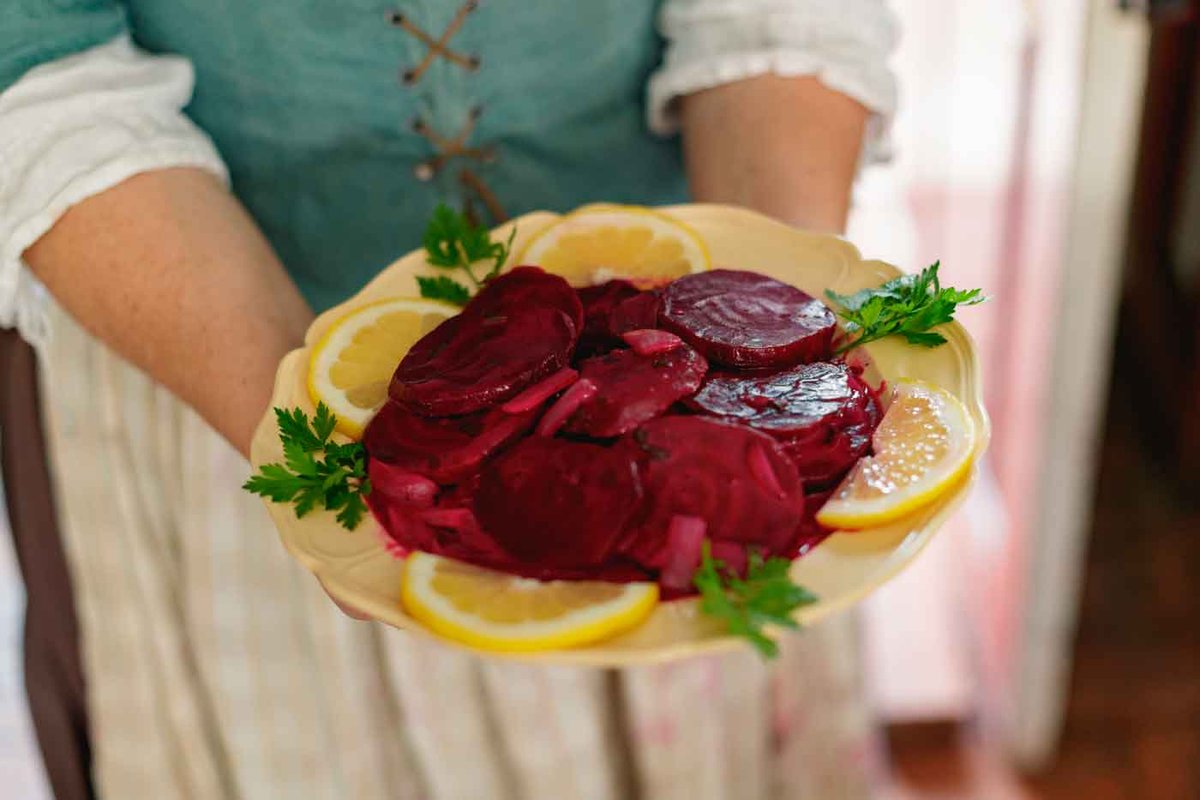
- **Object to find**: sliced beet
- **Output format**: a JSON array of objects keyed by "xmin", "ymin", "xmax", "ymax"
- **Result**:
[
  {"xmin": 575, "ymin": 280, "xmax": 661, "ymax": 356},
  {"xmin": 474, "ymin": 265, "xmax": 584, "ymax": 332},
  {"xmin": 609, "ymin": 292, "xmax": 662, "ymax": 336},
  {"xmin": 709, "ymin": 541, "xmax": 750, "ymax": 578},
  {"xmin": 562, "ymin": 345, "xmax": 708, "ymax": 438},
  {"xmin": 474, "ymin": 437, "xmax": 642, "ymax": 569},
  {"xmin": 363, "ymin": 400, "xmax": 538, "ymax": 484},
  {"xmin": 370, "ymin": 500, "xmax": 437, "ymax": 554},
  {"xmin": 687, "ymin": 361, "xmax": 881, "ymax": 486},
  {"xmin": 687, "ymin": 361, "xmax": 876, "ymax": 435},
  {"xmin": 659, "ymin": 269, "xmax": 836, "ymax": 368},
  {"xmin": 390, "ymin": 267, "xmax": 582, "ymax": 416},
  {"xmin": 617, "ymin": 417, "xmax": 806, "ymax": 569},
  {"xmin": 578, "ymin": 279, "xmax": 640, "ymax": 347},
  {"xmin": 779, "ymin": 424, "xmax": 877, "ymax": 489}
]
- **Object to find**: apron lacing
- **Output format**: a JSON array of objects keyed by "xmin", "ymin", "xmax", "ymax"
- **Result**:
[
  {"xmin": 391, "ymin": 1, "xmax": 507, "ymax": 224},
  {"xmin": 388, "ymin": 1, "xmax": 480, "ymax": 85}
]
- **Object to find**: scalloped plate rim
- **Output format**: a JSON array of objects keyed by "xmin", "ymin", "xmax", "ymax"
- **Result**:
[{"xmin": 250, "ymin": 203, "xmax": 991, "ymax": 666}]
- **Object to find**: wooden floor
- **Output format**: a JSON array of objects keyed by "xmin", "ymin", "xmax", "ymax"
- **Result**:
[
  {"xmin": 1020, "ymin": 367, "xmax": 1200, "ymax": 799},
  {"xmin": 886, "ymin": 360, "xmax": 1200, "ymax": 800}
]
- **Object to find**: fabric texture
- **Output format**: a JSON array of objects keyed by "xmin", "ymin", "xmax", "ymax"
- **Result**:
[
  {"xmin": 2, "ymin": 1, "xmax": 897, "ymax": 796},
  {"xmin": 0, "ymin": 0, "xmax": 897, "ymax": 348},
  {"xmin": 40, "ymin": 304, "xmax": 879, "ymax": 800},
  {"xmin": 0, "ymin": 329, "xmax": 94, "ymax": 800},
  {"xmin": 648, "ymin": 0, "xmax": 898, "ymax": 164},
  {"xmin": 0, "ymin": 36, "xmax": 227, "ymax": 348}
]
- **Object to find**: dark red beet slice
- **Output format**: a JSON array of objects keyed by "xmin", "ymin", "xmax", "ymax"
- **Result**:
[
  {"xmin": 367, "ymin": 426, "xmax": 651, "ymax": 582},
  {"xmin": 474, "ymin": 437, "xmax": 643, "ymax": 569},
  {"xmin": 576, "ymin": 280, "xmax": 662, "ymax": 356},
  {"xmin": 687, "ymin": 361, "xmax": 881, "ymax": 487},
  {"xmin": 617, "ymin": 417, "xmax": 806, "ymax": 569},
  {"xmin": 390, "ymin": 267, "xmax": 583, "ymax": 416},
  {"xmin": 363, "ymin": 400, "xmax": 538, "ymax": 484},
  {"xmin": 709, "ymin": 541, "xmax": 749, "ymax": 578},
  {"xmin": 425, "ymin": 481, "xmax": 652, "ymax": 581},
  {"xmin": 609, "ymin": 292, "xmax": 661, "ymax": 336},
  {"xmin": 659, "ymin": 269, "xmax": 836, "ymax": 368},
  {"xmin": 562, "ymin": 345, "xmax": 708, "ymax": 438},
  {"xmin": 779, "ymin": 424, "xmax": 876, "ymax": 489},
  {"xmin": 472, "ymin": 266, "xmax": 584, "ymax": 332},
  {"xmin": 370, "ymin": 502, "xmax": 436, "ymax": 553},
  {"xmin": 578, "ymin": 280, "xmax": 640, "ymax": 350}
]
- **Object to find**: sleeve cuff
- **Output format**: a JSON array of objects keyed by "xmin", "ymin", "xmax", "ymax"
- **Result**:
[
  {"xmin": 0, "ymin": 36, "xmax": 228, "ymax": 349},
  {"xmin": 647, "ymin": 1, "xmax": 898, "ymax": 168}
]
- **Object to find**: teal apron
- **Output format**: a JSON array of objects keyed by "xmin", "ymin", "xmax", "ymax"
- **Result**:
[{"xmin": 2, "ymin": 0, "xmax": 687, "ymax": 313}]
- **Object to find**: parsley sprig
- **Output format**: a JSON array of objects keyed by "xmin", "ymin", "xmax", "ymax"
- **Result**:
[
  {"xmin": 243, "ymin": 403, "xmax": 370, "ymax": 529},
  {"xmin": 418, "ymin": 204, "xmax": 516, "ymax": 305},
  {"xmin": 825, "ymin": 261, "xmax": 984, "ymax": 355},
  {"xmin": 693, "ymin": 543, "xmax": 818, "ymax": 658}
]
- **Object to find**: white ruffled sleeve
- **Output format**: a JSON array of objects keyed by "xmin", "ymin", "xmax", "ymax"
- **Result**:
[
  {"xmin": 648, "ymin": 0, "xmax": 899, "ymax": 164},
  {"xmin": 0, "ymin": 35, "xmax": 228, "ymax": 348}
]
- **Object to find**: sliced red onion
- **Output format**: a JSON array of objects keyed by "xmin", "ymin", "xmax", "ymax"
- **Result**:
[
  {"xmin": 621, "ymin": 328, "xmax": 683, "ymax": 357},
  {"xmin": 535, "ymin": 378, "xmax": 598, "ymax": 436},
  {"xmin": 746, "ymin": 443, "xmax": 787, "ymax": 500},
  {"xmin": 366, "ymin": 460, "xmax": 439, "ymax": 507},
  {"xmin": 659, "ymin": 515, "xmax": 708, "ymax": 591},
  {"xmin": 500, "ymin": 367, "xmax": 579, "ymax": 414}
]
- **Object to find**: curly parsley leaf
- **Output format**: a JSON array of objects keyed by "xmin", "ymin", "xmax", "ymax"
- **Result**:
[
  {"xmin": 825, "ymin": 261, "xmax": 985, "ymax": 354},
  {"xmin": 693, "ymin": 543, "xmax": 818, "ymax": 658},
  {"xmin": 419, "ymin": 204, "xmax": 515, "ymax": 303},
  {"xmin": 243, "ymin": 403, "xmax": 370, "ymax": 530}
]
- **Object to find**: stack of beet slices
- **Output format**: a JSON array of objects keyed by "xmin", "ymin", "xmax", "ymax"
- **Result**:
[{"xmin": 365, "ymin": 266, "xmax": 882, "ymax": 594}]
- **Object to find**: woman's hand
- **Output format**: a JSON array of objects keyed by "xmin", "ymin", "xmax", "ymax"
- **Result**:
[{"xmin": 680, "ymin": 75, "xmax": 869, "ymax": 234}]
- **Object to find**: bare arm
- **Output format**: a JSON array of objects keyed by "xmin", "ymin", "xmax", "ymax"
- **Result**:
[
  {"xmin": 23, "ymin": 167, "xmax": 312, "ymax": 457},
  {"xmin": 681, "ymin": 75, "xmax": 869, "ymax": 233}
]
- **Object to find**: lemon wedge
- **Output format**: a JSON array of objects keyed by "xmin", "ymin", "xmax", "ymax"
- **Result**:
[
  {"xmin": 401, "ymin": 552, "xmax": 659, "ymax": 652},
  {"xmin": 517, "ymin": 205, "xmax": 709, "ymax": 287},
  {"xmin": 308, "ymin": 298, "xmax": 457, "ymax": 438},
  {"xmin": 816, "ymin": 380, "xmax": 978, "ymax": 529}
]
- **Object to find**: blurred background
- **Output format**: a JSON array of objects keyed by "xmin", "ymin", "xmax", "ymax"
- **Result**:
[{"xmin": 2, "ymin": 0, "xmax": 1197, "ymax": 797}]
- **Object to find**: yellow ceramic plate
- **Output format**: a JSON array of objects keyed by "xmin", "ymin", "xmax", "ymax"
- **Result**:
[{"xmin": 250, "ymin": 204, "xmax": 991, "ymax": 665}]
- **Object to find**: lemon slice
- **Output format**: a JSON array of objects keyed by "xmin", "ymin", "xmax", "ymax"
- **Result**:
[
  {"xmin": 517, "ymin": 204, "xmax": 710, "ymax": 287},
  {"xmin": 402, "ymin": 552, "xmax": 659, "ymax": 652},
  {"xmin": 816, "ymin": 380, "xmax": 978, "ymax": 529},
  {"xmin": 308, "ymin": 298, "xmax": 457, "ymax": 438}
]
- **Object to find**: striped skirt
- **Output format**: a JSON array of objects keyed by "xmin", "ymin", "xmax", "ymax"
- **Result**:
[{"xmin": 39, "ymin": 307, "xmax": 877, "ymax": 800}]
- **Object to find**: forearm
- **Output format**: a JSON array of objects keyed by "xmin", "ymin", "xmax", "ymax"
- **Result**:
[
  {"xmin": 23, "ymin": 167, "xmax": 312, "ymax": 457},
  {"xmin": 681, "ymin": 75, "xmax": 868, "ymax": 233}
]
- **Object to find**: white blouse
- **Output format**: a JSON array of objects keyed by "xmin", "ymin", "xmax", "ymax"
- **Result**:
[{"xmin": 0, "ymin": 0, "xmax": 897, "ymax": 348}]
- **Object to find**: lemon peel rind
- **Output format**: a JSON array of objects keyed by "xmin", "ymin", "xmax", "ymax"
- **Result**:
[{"xmin": 401, "ymin": 552, "xmax": 660, "ymax": 653}]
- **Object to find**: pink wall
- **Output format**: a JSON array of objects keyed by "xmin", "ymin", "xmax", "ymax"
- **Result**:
[{"xmin": 852, "ymin": 0, "xmax": 1087, "ymax": 726}]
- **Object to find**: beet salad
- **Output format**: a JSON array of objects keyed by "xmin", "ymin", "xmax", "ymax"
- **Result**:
[{"xmin": 361, "ymin": 265, "xmax": 882, "ymax": 595}]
